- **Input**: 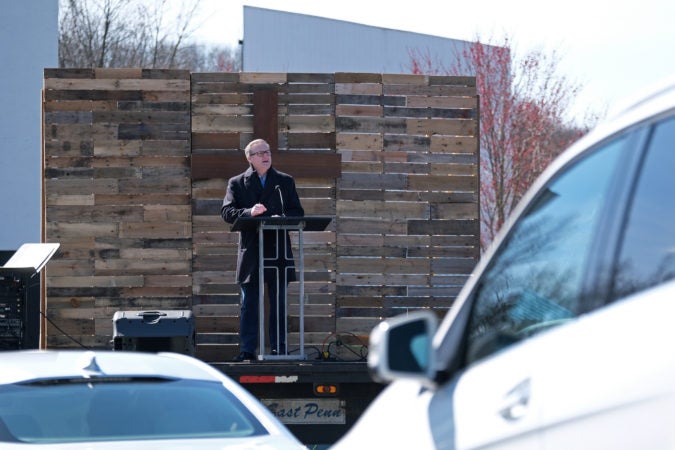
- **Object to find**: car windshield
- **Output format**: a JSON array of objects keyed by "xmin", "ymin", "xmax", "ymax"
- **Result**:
[{"xmin": 0, "ymin": 377, "xmax": 267, "ymax": 443}]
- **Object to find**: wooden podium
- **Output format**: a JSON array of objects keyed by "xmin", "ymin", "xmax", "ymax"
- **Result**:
[{"xmin": 231, "ymin": 216, "xmax": 332, "ymax": 360}]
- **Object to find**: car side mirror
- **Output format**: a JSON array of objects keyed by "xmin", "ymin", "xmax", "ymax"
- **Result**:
[{"xmin": 367, "ymin": 310, "xmax": 438, "ymax": 384}]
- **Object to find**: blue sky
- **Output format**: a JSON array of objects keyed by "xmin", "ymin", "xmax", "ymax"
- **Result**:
[{"xmin": 185, "ymin": 0, "xmax": 675, "ymax": 122}]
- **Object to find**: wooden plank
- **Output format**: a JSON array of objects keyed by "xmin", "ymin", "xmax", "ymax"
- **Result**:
[
  {"xmin": 118, "ymin": 222, "xmax": 191, "ymax": 239},
  {"xmin": 408, "ymin": 174, "xmax": 478, "ymax": 192},
  {"xmin": 91, "ymin": 110, "xmax": 189, "ymax": 124},
  {"xmin": 407, "ymin": 95, "xmax": 477, "ymax": 109},
  {"xmin": 336, "ymin": 116, "xmax": 405, "ymax": 134},
  {"xmin": 117, "ymin": 177, "xmax": 190, "ymax": 194},
  {"xmin": 428, "ymin": 75, "xmax": 476, "ymax": 87},
  {"xmin": 337, "ymin": 234, "xmax": 384, "ymax": 247},
  {"xmin": 191, "ymin": 93, "xmax": 252, "ymax": 105},
  {"xmin": 191, "ymin": 153, "xmax": 341, "ymax": 180},
  {"xmin": 337, "ymin": 200, "xmax": 428, "ymax": 219},
  {"xmin": 341, "ymin": 161, "xmax": 383, "ymax": 173},
  {"xmin": 336, "ymin": 317, "xmax": 383, "ymax": 334},
  {"xmin": 334, "ymin": 73, "xmax": 382, "ymax": 83},
  {"xmin": 45, "ymin": 78, "xmax": 190, "ymax": 91},
  {"xmin": 193, "ymin": 132, "xmax": 242, "ymax": 150},
  {"xmin": 94, "ymin": 193, "xmax": 189, "ymax": 205},
  {"xmin": 191, "ymin": 115, "xmax": 253, "ymax": 132},
  {"xmin": 430, "ymin": 257, "xmax": 477, "ymax": 274},
  {"xmin": 47, "ymin": 275, "xmax": 144, "ymax": 288},
  {"xmin": 47, "ymin": 205, "xmax": 144, "ymax": 222},
  {"xmin": 44, "ymin": 100, "xmax": 117, "ymax": 112},
  {"xmin": 337, "ymin": 218, "xmax": 407, "ymax": 235},
  {"xmin": 409, "ymin": 245, "xmax": 478, "ymax": 258},
  {"xmin": 384, "ymin": 85, "xmax": 476, "ymax": 96},
  {"xmin": 284, "ymin": 115, "xmax": 335, "ymax": 133},
  {"xmin": 406, "ymin": 118, "xmax": 476, "ymax": 136},
  {"xmin": 336, "ymin": 133, "xmax": 383, "ymax": 151},
  {"xmin": 239, "ymin": 73, "xmax": 287, "ymax": 84},
  {"xmin": 336, "ymin": 94, "xmax": 384, "ymax": 106},
  {"xmin": 407, "ymin": 219, "xmax": 480, "ymax": 236},
  {"xmin": 286, "ymin": 132, "xmax": 335, "ymax": 149},
  {"xmin": 287, "ymin": 104, "xmax": 334, "ymax": 115},
  {"xmin": 287, "ymin": 73, "xmax": 334, "ymax": 83},
  {"xmin": 47, "ymin": 319, "xmax": 94, "ymax": 336},
  {"xmin": 94, "ymin": 258, "xmax": 191, "ymax": 275},
  {"xmin": 337, "ymin": 257, "xmax": 430, "ymax": 274},
  {"xmin": 431, "ymin": 202, "xmax": 479, "ymax": 220},
  {"xmin": 335, "ymin": 83, "xmax": 383, "ymax": 95},
  {"xmin": 46, "ymin": 194, "xmax": 95, "ymax": 206},
  {"xmin": 253, "ymin": 89, "xmax": 279, "ymax": 150},
  {"xmin": 338, "ymin": 246, "xmax": 405, "ymax": 258},
  {"xmin": 279, "ymin": 93, "xmax": 335, "ymax": 105},
  {"xmin": 381, "ymin": 74, "xmax": 427, "ymax": 85},
  {"xmin": 284, "ymin": 83, "xmax": 334, "ymax": 94},
  {"xmin": 144, "ymin": 274, "xmax": 192, "ymax": 287},
  {"xmin": 93, "ymin": 67, "xmax": 143, "ymax": 79},
  {"xmin": 336, "ymin": 104, "xmax": 382, "ymax": 117},
  {"xmin": 382, "ymin": 162, "xmax": 430, "ymax": 175},
  {"xmin": 429, "ymin": 163, "xmax": 477, "ymax": 176},
  {"xmin": 430, "ymin": 135, "xmax": 478, "ymax": 153},
  {"xmin": 384, "ymin": 106, "xmax": 474, "ymax": 119},
  {"xmin": 337, "ymin": 274, "xmax": 429, "ymax": 286},
  {"xmin": 338, "ymin": 172, "xmax": 407, "ymax": 190},
  {"xmin": 191, "ymin": 72, "xmax": 240, "ymax": 83},
  {"xmin": 47, "ymin": 222, "xmax": 118, "ymax": 238}
]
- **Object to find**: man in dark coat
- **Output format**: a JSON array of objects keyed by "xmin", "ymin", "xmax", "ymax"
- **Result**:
[{"xmin": 221, "ymin": 139, "xmax": 304, "ymax": 361}]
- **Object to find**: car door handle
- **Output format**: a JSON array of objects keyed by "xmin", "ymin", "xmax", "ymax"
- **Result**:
[{"xmin": 498, "ymin": 378, "xmax": 531, "ymax": 421}]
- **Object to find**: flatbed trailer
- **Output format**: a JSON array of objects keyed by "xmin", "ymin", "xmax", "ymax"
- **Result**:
[{"xmin": 212, "ymin": 360, "xmax": 384, "ymax": 447}]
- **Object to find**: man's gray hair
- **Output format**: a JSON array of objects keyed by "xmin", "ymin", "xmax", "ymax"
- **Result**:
[{"xmin": 244, "ymin": 139, "xmax": 269, "ymax": 157}]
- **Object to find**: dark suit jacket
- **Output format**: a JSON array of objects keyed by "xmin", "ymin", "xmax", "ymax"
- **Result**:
[{"xmin": 221, "ymin": 166, "xmax": 304, "ymax": 285}]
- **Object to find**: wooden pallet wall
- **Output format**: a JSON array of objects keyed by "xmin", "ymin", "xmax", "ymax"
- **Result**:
[
  {"xmin": 334, "ymin": 73, "xmax": 479, "ymax": 340},
  {"xmin": 43, "ymin": 70, "xmax": 479, "ymax": 361},
  {"xmin": 43, "ymin": 68, "xmax": 192, "ymax": 348}
]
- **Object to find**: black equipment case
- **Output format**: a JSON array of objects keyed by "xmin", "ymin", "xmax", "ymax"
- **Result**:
[{"xmin": 112, "ymin": 310, "xmax": 195, "ymax": 355}]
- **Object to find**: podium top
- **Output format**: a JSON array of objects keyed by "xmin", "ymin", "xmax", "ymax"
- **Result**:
[
  {"xmin": 231, "ymin": 216, "xmax": 332, "ymax": 232},
  {"xmin": 3, "ymin": 243, "xmax": 60, "ymax": 274}
]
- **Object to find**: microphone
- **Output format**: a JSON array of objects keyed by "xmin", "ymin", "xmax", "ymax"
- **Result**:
[{"xmin": 275, "ymin": 185, "xmax": 286, "ymax": 217}]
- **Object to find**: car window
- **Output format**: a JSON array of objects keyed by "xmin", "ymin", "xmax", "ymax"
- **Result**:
[
  {"xmin": 0, "ymin": 379, "xmax": 267, "ymax": 444},
  {"xmin": 611, "ymin": 114, "xmax": 675, "ymax": 299},
  {"xmin": 464, "ymin": 135, "xmax": 629, "ymax": 364}
]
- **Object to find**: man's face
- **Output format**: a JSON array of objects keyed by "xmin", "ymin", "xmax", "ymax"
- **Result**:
[{"xmin": 246, "ymin": 142, "xmax": 271, "ymax": 175}]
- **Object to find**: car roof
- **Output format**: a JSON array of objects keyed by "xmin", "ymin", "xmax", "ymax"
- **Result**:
[{"xmin": 0, "ymin": 350, "xmax": 223, "ymax": 384}]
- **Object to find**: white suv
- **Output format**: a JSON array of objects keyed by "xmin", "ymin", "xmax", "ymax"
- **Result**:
[{"xmin": 334, "ymin": 77, "xmax": 675, "ymax": 449}]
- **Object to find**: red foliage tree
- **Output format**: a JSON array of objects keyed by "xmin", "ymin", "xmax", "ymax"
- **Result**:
[{"xmin": 409, "ymin": 36, "xmax": 591, "ymax": 250}]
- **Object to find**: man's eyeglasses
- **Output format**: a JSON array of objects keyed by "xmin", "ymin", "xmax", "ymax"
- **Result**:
[{"xmin": 249, "ymin": 150, "xmax": 271, "ymax": 158}]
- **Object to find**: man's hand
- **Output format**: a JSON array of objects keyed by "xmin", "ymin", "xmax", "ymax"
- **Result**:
[{"xmin": 251, "ymin": 203, "xmax": 267, "ymax": 216}]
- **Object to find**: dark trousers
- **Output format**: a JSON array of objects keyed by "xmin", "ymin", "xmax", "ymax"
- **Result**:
[{"xmin": 239, "ymin": 270, "xmax": 288, "ymax": 354}]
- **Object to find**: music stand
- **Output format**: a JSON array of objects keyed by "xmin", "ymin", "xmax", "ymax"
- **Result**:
[{"xmin": 231, "ymin": 216, "xmax": 331, "ymax": 360}]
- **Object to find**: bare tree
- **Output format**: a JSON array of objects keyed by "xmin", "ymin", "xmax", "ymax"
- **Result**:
[
  {"xmin": 58, "ymin": 0, "xmax": 239, "ymax": 71},
  {"xmin": 408, "ymin": 35, "xmax": 597, "ymax": 250}
]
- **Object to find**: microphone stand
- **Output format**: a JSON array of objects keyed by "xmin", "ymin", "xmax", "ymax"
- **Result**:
[{"xmin": 275, "ymin": 185, "xmax": 286, "ymax": 217}]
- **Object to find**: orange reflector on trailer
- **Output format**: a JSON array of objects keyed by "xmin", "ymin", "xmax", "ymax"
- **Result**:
[{"xmin": 314, "ymin": 384, "xmax": 339, "ymax": 396}]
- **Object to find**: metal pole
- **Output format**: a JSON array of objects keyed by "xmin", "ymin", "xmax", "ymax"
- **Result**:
[
  {"xmin": 258, "ymin": 221, "xmax": 265, "ymax": 360},
  {"xmin": 299, "ymin": 221, "xmax": 305, "ymax": 359}
]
